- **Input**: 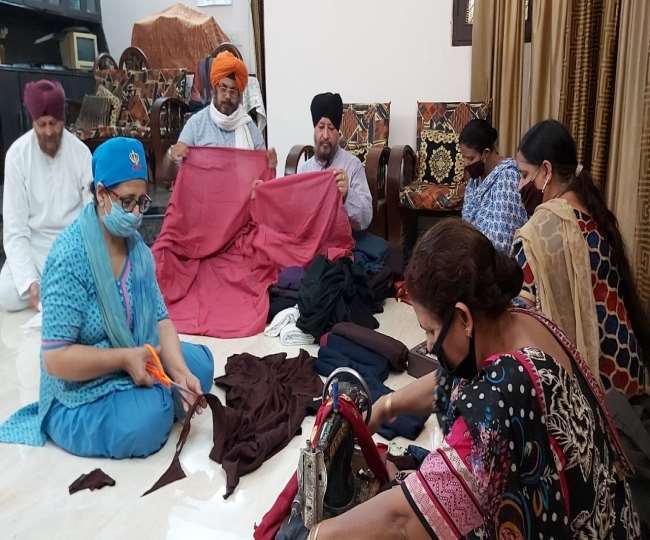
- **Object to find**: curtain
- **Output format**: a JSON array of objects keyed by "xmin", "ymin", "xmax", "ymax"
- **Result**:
[
  {"xmin": 605, "ymin": 0, "xmax": 649, "ymax": 279},
  {"xmin": 558, "ymin": 0, "xmax": 621, "ymax": 190},
  {"xmin": 250, "ymin": 0, "xmax": 266, "ymax": 104},
  {"xmin": 528, "ymin": 0, "xmax": 570, "ymax": 126},
  {"xmin": 471, "ymin": 0, "xmax": 526, "ymax": 156}
]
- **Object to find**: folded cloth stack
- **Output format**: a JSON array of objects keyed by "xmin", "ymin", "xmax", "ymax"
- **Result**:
[
  {"xmin": 297, "ymin": 255, "xmax": 381, "ymax": 339},
  {"xmin": 316, "ymin": 324, "xmax": 428, "ymax": 440},
  {"xmin": 264, "ymin": 305, "xmax": 314, "ymax": 346}
]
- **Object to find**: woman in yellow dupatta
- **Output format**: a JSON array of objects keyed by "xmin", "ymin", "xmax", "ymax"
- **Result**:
[{"xmin": 512, "ymin": 120, "xmax": 649, "ymax": 397}]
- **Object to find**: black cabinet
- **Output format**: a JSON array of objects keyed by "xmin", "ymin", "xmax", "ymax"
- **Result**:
[
  {"xmin": 0, "ymin": 66, "xmax": 95, "ymax": 185},
  {"xmin": 21, "ymin": 0, "xmax": 101, "ymax": 22}
]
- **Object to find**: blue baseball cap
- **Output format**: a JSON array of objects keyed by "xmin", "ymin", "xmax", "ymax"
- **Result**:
[{"xmin": 92, "ymin": 137, "xmax": 148, "ymax": 188}]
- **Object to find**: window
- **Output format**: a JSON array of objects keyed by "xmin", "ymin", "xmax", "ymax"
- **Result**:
[{"xmin": 452, "ymin": 0, "xmax": 532, "ymax": 47}]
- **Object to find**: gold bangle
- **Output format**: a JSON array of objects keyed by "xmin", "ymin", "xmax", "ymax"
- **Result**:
[{"xmin": 385, "ymin": 394, "xmax": 393, "ymax": 418}]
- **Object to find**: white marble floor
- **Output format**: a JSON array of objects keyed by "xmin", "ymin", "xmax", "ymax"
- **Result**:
[{"xmin": 0, "ymin": 300, "xmax": 439, "ymax": 540}]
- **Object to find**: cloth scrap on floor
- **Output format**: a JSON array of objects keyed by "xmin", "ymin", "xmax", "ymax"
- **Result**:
[
  {"xmin": 264, "ymin": 305, "xmax": 299, "ymax": 337},
  {"xmin": 317, "ymin": 335, "xmax": 429, "ymax": 440},
  {"xmin": 153, "ymin": 147, "xmax": 353, "ymax": 338},
  {"xmin": 213, "ymin": 349, "xmax": 323, "ymax": 497},
  {"xmin": 297, "ymin": 255, "xmax": 380, "ymax": 339},
  {"xmin": 69, "ymin": 468, "xmax": 115, "ymax": 494}
]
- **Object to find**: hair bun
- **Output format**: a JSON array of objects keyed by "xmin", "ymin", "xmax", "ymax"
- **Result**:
[{"xmin": 494, "ymin": 251, "xmax": 523, "ymax": 301}]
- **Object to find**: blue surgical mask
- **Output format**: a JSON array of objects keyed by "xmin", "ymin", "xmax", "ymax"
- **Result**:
[{"xmin": 103, "ymin": 198, "xmax": 142, "ymax": 238}]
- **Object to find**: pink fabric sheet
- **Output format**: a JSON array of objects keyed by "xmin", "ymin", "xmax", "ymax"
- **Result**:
[{"xmin": 153, "ymin": 147, "xmax": 354, "ymax": 337}]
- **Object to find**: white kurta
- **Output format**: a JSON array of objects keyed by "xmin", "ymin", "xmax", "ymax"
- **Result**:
[{"xmin": 2, "ymin": 129, "xmax": 92, "ymax": 296}]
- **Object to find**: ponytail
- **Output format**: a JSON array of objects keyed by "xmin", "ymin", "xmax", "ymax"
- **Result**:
[{"xmin": 569, "ymin": 169, "xmax": 650, "ymax": 363}]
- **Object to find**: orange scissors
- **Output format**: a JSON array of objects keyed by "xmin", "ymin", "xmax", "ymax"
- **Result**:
[{"xmin": 144, "ymin": 344, "xmax": 199, "ymax": 397}]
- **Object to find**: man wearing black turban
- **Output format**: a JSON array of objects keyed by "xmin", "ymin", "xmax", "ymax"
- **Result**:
[{"xmin": 298, "ymin": 92, "xmax": 372, "ymax": 231}]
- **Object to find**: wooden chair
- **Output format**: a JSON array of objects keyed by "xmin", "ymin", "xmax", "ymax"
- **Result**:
[
  {"xmin": 284, "ymin": 102, "xmax": 393, "ymax": 238},
  {"xmin": 93, "ymin": 52, "xmax": 118, "ymax": 71},
  {"xmin": 385, "ymin": 101, "xmax": 491, "ymax": 262},
  {"xmin": 70, "ymin": 49, "xmax": 188, "ymax": 183},
  {"xmin": 150, "ymin": 96, "xmax": 190, "ymax": 187},
  {"xmin": 119, "ymin": 46, "xmax": 149, "ymax": 71}
]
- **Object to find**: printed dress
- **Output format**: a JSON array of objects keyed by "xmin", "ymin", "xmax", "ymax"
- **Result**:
[
  {"xmin": 462, "ymin": 158, "xmax": 528, "ymax": 253},
  {"xmin": 513, "ymin": 209, "xmax": 647, "ymax": 397},
  {"xmin": 402, "ymin": 309, "xmax": 640, "ymax": 539}
]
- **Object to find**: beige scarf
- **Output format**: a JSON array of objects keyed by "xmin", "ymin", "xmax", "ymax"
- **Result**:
[{"xmin": 514, "ymin": 198, "xmax": 601, "ymax": 382}]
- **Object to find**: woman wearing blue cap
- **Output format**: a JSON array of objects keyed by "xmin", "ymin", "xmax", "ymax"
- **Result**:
[{"xmin": 0, "ymin": 137, "xmax": 214, "ymax": 458}]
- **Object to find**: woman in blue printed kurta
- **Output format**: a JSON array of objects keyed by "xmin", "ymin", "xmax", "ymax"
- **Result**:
[
  {"xmin": 0, "ymin": 138, "xmax": 214, "ymax": 458},
  {"xmin": 460, "ymin": 119, "xmax": 528, "ymax": 253}
]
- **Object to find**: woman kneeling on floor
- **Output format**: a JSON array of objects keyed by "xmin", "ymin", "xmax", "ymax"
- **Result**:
[
  {"xmin": 307, "ymin": 219, "xmax": 640, "ymax": 539},
  {"xmin": 0, "ymin": 137, "xmax": 213, "ymax": 458}
]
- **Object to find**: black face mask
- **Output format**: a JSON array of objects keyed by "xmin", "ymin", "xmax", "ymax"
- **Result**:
[
  {"xmin": 465, "ymin": 159, "xmax": 485, "ymax": 179},
  {"xmin": 430, "ymin": 311, "xmax": 478, "ymax": 380}
]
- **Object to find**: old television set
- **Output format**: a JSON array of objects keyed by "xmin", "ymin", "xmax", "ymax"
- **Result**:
[{"xmin": 60, "ymin": 31, "xmax": 98, "ymax": 70}]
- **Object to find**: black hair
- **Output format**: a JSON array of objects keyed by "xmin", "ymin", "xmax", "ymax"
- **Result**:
[
  {"xmin": 519, "ymin": 119, "xmax": 650, "ymax": 363},
  {"xmin": 406, "ymin": 219, "xmax": 523, "ymax": 319},
  {"xmin": 459, "ymin": 119, "xmax": 498, "ymax": 153}
]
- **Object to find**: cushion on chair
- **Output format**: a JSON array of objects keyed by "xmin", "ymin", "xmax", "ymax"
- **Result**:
[
  {"xmin": 339, "ymin": 102, "xmax": 390, "ymax": 165},
  {"xmin": 400, "ymin": 182, "xmax": 466, "ymax": 212},
  {"xmin": 399, "ymin": 101, "xmax": 489, "ymax": 211}
]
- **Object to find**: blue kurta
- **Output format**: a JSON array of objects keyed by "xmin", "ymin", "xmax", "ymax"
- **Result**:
[
  {"xmin": 461, "ymin": 158, "xmax": 528, "ymax": 253},
  {"xmin": 0, "ymin": 217, "xmax": 211, "ymax": 454}
]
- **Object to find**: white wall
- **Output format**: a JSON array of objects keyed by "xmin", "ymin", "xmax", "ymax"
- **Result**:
[
  {"xmin": 265, "ymin": 0, "xmax": 472, "ymax": 171},
  {"xmin": 100, "ymin": 0, "xmax": 256, "ymax": 71}
]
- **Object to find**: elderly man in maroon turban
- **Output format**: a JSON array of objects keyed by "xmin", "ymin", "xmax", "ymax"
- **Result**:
[
  {"xmin": 0, "ymin": 80, "xmax": 92, "ymax": 312},
  {"xmin": 168, "ymin": 51, "xmax": 276, "ymax": 168}
]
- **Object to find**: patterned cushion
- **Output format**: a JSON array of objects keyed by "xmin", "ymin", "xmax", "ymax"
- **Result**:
[
  {"xmin": 400, "ymin": 182, "xmax": 466, "ymax": 212},
  {"xmin": 339, "ymin": 102, "xmax": 390, "ymax": 164},
  {"xmin": 400, "ymin": 101, "xmax": 489, "ymax": 211},
  {"xmin": 415, "ymin": 101, "xmax": 490, "ymax": 186}
]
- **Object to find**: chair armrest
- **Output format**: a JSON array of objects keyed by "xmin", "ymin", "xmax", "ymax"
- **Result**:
[
  {"xmin": 386, "ymin": 145, "xmax": 416, "ymax": 245},
  {"xmin": 284, "ymin": 144, "xmax": 314, "ymax": 176},
  {"xmin": 365, "ymin": 145, "xmax": 391, "ymax": 217},
  {"xmin": 150, "ymin": 97, "xmax": 189, "ymax": 186}
]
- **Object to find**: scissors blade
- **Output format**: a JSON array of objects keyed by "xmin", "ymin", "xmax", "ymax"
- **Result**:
[{"xmin": 169, "ymin": 380, "xmax": 200, "ymax": 397}]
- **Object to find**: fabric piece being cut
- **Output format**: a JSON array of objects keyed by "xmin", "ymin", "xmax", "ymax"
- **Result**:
[
  {"xmin": 144, "ymin": 350, "xmax": 323, "ymax": 499},
  {"xmin": 153, "ymin": 147, "xmax": 354, "ymax": 338},
  {"xmin": 213, "ymin": 350, "xmax": 323, "ymax": 498},
  {"xmin": 69, "ymin": 468, "xmax": 115, "ymax": 494},
  {"xmin": 297, "ymin": 255, "xmax": 380, "ymax": 339}
]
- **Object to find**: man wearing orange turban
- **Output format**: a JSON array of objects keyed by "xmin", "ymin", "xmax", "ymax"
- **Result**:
[{"xmin": 168, "ymin": 51, "xmax": 276, "ymax": 168}]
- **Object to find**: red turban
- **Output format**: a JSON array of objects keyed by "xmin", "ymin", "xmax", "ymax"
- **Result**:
[
  {"xmin": 210, "ymin": 51, "xmax": 248, "ymax": 93},
  {"xmin": 23, "ymin": 80, "xmax": 65, "ymax": 122}
]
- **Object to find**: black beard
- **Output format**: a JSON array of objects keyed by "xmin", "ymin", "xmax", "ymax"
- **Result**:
[{"xmin": 315, "ymin": 142, "xmax": 336, "ymax": 162}]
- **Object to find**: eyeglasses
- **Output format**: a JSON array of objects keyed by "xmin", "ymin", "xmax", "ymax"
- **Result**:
[
  {"xmin": 217, "ymin": 83, "xmax": 239, "ymax": 98},
  {"xmin": 107, "ymin": 189, "xmax": 152, "ymax": 213}
]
